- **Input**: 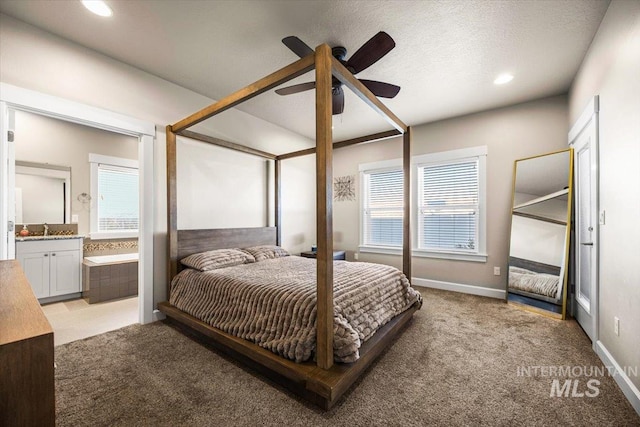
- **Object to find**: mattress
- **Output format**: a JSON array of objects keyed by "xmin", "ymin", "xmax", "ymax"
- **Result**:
[
  {"xmin": 170, "ymin": 256, "xmax": 422, "ymax": 363},
  {"xmin": 508, "ymin": 266, "xmax": 560, "ymax": 298}
]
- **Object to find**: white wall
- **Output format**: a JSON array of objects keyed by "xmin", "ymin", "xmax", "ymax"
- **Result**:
[
  {"xmin": 333, "ymin": 95, "xmax": 569, "ymax": 290},
  {"xmin": 0, "ymin": 14, "xmax": 316, "ymax": 306},
  {"xmin": 14, "ymin": 110, "xmax": 138, "ymax": 236},
  {"xmin": 509, "ymin": 216, "xmax": 566, "ymax": 267},
  {"xmin": 569, "ymin": 0, "xmax": 640, "ymax": 391},
  {"xmin": 510, "ymin": 194, "xmax": 569, "ymax": 266},
  {"xmin": 176, "ymin": 137, "xmax": 268, "ymax": 229},
  {"xmin": 281, "ymin": 155, "xmax": 317, "ymax": 251}
]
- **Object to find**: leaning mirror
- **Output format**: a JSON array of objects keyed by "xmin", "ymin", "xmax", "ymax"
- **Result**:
[{"xmin": 507, "ymin": 149, "xmax": 573, "ymax": 319}]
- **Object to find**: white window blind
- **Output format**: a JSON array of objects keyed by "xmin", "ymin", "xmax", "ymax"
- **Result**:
[
  {"xmin": 96, "ymin": 164, "xmax": 139, "ymax": 233},
  {"xmin": 418, "ymin": 159, "xmax": 479, "ymax": 252},
  {"xmin": 362, "ymin": 168, "xmax": 403, "ymax": 247}
]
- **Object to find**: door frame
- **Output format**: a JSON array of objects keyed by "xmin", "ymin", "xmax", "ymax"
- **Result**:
[
  {"xmin": 0, "ymin": 83, "xmax": 157, "ymax": 324},
  {"xmin": 568, "ymin": 95, "xmax": 599, "ymax": 346}
]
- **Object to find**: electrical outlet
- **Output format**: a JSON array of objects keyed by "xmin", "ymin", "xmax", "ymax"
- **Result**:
[
  {"xmin": 614, "ymin": 317, "xmax": 620, "ymax": 336},
  {"xmin": 354, "ymin": 253, "xmax": 359, "ymax": 261},
  {"xmin": 599, "ymin": 210, "xmax": 606, "ymax": 225},
  {"xmin": 494, "ymin": 266, "xmax": 501, "ymax": 276},
  {"xmin": 71, "ymin": 214, "xmax": 79, "ymax": 223}
]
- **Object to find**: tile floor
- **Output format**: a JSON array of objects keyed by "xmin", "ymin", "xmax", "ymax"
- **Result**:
[{"xmin": 41, "ymin": 296, "xmax": 139, "ymax": 346}]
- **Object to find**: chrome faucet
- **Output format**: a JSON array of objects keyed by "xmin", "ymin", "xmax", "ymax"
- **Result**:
[{"xmin": 43, "ymin": 223, "xmax": 49, "ymax": 236}]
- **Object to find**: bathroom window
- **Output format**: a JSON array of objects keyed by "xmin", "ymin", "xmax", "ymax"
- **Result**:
[{"xmin": 89, "ymin": 154, "xmax": 139, "ymax": 239}]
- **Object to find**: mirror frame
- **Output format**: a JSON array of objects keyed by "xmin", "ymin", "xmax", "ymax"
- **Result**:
[
  {"xmin": 506, "ymin": 148, "xmax": 574, "ymax": 319},
  {"xmin": 15, "ymin": 160, "xmax": 71, "ymax": 224}
]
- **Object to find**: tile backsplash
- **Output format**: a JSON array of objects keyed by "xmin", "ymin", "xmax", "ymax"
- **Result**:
[
  {"xmin": 83, "ymin": 238, "xmax": 138, "ymax": 256},
  {"xmin": 15, "ymin": 223, "xmax": 78, "ymax": 237},
  {"xmin": 15, "ymin": 223, "xmax": 138, "ymax": 256}
]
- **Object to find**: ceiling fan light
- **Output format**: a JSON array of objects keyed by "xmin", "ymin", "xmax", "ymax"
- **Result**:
[
  {"xmin": 494, "ymin": 73, "xmax": 514, "ymax": 85},
  {"xmin": 81, "ymin": 0, "xmax": 113, "ymax": 17}
]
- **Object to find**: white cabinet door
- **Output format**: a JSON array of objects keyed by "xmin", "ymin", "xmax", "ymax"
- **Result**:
[
  {"xmin": 49, "ymin": 250, "xmax": 80, "ymax": 297},
  {"xmin": 17, "ymin": 251, "xmax": 50, "ymax": 299}
]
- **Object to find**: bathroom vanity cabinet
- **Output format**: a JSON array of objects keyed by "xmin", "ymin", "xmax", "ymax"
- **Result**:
[{"xmin": 16, "ymin": 237, "xmax": 83, "ymax": 302}]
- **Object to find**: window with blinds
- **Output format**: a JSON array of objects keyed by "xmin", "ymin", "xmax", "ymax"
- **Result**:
[
  {"xmin": 96, "ymin": 164, "xmax": 139, "ymax": 232},
  {"xmin": 89, "ymin": 153, "xmax": 139, "ymax": 239},
  {"xmin": 362, "ymin": 168, "xmax": 403, "ymax": 247},
  {"xmin": 417, "ymin": 159, "xmax": 479, "ymax": 252}
]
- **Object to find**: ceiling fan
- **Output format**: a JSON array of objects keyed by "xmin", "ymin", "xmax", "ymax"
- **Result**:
[{"xmin": 275, "ymin": 32, "xmax": 401, "ymax": 115}]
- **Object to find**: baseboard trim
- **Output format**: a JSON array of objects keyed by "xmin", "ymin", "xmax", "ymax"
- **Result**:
[
  {"xmin": 411, "ymin": 278, "xmax": 505, "ymax": 299},
  {"xmin": 152, "ymin": 309, "xmax": 166, "ymax": 322},
  {"xmin": 595, "ymin": 340, "xmax": 640, "ymax": 416}
]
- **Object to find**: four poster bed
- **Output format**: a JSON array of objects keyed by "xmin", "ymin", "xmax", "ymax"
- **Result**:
[{"xmin": 159, "ymin": 44, "xmax": 421, "ymax": 409}]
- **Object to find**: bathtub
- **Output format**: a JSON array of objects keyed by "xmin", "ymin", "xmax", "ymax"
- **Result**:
[
  {"xmin": 83, "ymin": 253, "xmax": 139, "ymax": 303},
  {"xmin": 84, "ymin": 253, "xmax": 139, "ymax": 264}
]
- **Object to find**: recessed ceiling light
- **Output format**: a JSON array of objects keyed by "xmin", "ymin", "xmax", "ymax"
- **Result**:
[
  {"xmin": 494, "ymin": 73, "xmax": 514, "ymax": 85},
  {"xmin": 82, "ymin": 0, "xmax": 113, "ymax": 17}
]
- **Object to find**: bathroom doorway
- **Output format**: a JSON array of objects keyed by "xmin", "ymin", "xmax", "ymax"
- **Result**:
[
  {"xmin": 14, "ymin": 110, "xmax": 140, "ymax": 342},
  {"xmin": 0, "ymin": 83, "xmax": 156, "ymax": 327}
]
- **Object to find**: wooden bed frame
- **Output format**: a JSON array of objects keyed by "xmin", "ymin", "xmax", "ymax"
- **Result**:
[{"xmin": 160, "ymin": 44, "xmax": 417, "ymax": 409}]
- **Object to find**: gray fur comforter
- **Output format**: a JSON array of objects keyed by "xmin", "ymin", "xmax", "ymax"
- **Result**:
[
  {"xmin": 170, "ymin": 256, "xmax": 422, "ymax": 363},
  {"xmin": 509, "ymin": 266, "xmax": 560, "ymax": 298}
]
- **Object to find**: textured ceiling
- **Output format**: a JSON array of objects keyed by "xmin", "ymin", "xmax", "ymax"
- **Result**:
[{"xmin": 0, "ymin": 0, "xmax": 609, "ymax": 141}]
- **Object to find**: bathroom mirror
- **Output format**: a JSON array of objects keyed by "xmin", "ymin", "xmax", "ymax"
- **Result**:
[
  {"xmin": 507, "ymin": 149, "xmax": 573, "ymax": 319},
  {"xmin": 15, "ymin": 161, "xmax": 71, "ymax": 224}
]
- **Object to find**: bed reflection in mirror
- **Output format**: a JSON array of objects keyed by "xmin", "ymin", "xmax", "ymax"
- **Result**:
[{"xmin": 507, "ymin": 149, "xmax": 573, "ymax": 319}]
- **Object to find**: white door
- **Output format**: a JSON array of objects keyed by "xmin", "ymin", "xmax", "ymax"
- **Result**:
[
  {"xmin": 569, "ymin": 98, "xmax": 598, "ymax": 342},
  {"xmin": 0, "ymin": 104, "xmax": 16, "ymax": 260}
]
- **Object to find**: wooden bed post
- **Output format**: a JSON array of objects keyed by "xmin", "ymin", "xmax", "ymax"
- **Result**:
[
  {"xmin": 166, "ymin": 126, "xmax": 178, "ymax": 298},
  {"xmin": 274, "ymin": 159, "xmax": 282, "ymax": 246},
  {"xmin": 403, "ymin": 127, "xmax": 412, "ymax": 281},
  {"xmin": 315, "ymin": 44, "xmax": 334, "ymax": 370},
  {"xmin": 161, "ymin": 42, "xmax": 419, "ymax": 409}
]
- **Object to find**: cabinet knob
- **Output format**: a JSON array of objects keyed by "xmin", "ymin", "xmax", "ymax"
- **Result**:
[
  {"xmin": 51, "ymin": 253, "xmax": 56, "ymax": 256},
  {"xmin": 44, "ymin": 254, "xmax": 48, "ymax": 257}
]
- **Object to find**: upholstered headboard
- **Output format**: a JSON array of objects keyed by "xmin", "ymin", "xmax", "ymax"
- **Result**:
[{"xmin": 174, "ymin": 227, "xmax": 277, "ymax": 275}]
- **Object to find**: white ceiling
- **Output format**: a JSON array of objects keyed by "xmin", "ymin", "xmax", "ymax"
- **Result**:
[{"xmin": 0, "ymin": 0, "xmax": 609, "ymax": 142}]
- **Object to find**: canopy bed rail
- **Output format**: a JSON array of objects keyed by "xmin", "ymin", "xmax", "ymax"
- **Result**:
[{"xmin": 163, "ymin": 43, "xmax": 415, "ymax": 409}]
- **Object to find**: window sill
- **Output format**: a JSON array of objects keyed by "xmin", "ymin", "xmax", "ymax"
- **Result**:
[
  {"xmin": 412, "ymin": 249, "xmax": 487, "ymax": 263},
  {"xmin": 359, "ymin": 245, "xmax": 487, "ymax": 262},
  {"xmin": 90, "ymin": 231, "xmax": 139, "ymax": 240},
  {"xmin": 359, "ymin": 245, "xmax": 402, "ymax": 256}
]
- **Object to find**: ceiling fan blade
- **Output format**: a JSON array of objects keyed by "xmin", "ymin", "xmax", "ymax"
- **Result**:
[
  {"xmin": 332, "ymin": 86, "xmax": 344, "ymax": 115},
  {"xmin": 346, "ymin": 31, "xmax": 395, "ymax": 74},
  {"xmin": 282, "ymin": 36, "xmax": 314, "ymax": 58},
  {"xmin": 275, "ymin": 81, "xmax": 316, "ymax": 95},
  {"xmin": 359, "ymin": 79, "xmax": 401, "ymax": 98}
]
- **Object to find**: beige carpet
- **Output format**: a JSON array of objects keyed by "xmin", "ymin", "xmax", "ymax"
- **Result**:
[{"xmin": 54, "ymin": 288, "xmax": 639, "ymax": 426}]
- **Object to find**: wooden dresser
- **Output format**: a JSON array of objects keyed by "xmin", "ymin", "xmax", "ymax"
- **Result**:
[{"xmin": 0, "ymin": 260, "xmax": 55, "ymax": 426}]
